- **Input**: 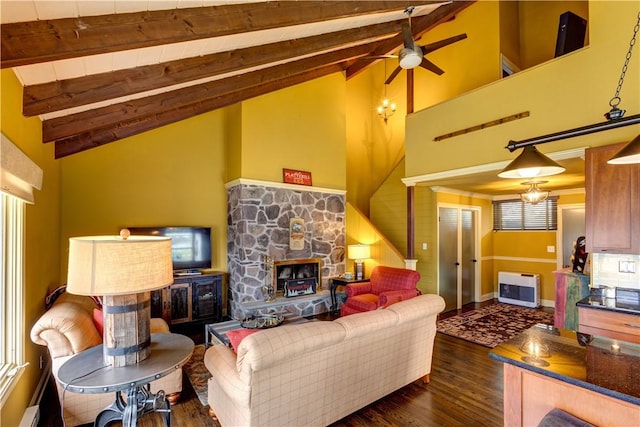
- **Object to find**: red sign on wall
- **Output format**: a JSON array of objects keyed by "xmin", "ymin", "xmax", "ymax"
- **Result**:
[{"xmin": 283, "ymin": 169, "xmax": 312, "ymax": 186}]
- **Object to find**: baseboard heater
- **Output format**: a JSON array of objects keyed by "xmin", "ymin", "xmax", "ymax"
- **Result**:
[{"xmin": 498, "ymin": 272, "xmax": 540, "ymax": 308}]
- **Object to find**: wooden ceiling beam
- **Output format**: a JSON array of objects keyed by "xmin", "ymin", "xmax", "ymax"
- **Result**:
[
  {"xmin": 1, "ymin": 1, "xmax": 439, "ymax": 68},
  {"xmin": 44, "ymin": 44, "xmax": 371, "ymax": 145},
  {"xmin": 24, "ymin": 21, "xmax": 402, "ymax": 117},
  {"xmin": 53, "ymin": 63, "xmax": 343, "ymax": 158},
  {"xmin": 345, "ymin": 1, "xmax": 475, "ymax": 80}
]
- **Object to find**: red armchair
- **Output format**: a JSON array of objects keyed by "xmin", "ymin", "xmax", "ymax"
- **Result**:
[{"xmin": 340, "ymin": 266, "xmax": 421, "ymax": 316}]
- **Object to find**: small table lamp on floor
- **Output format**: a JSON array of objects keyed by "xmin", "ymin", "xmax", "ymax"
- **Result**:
[
  {"xmin": 348, "ymin": 244, "xmax": 370, "ymax": 280},
  {"xmin": 66, "ymin": 229, "xmax": 173, "ymax": 367}
]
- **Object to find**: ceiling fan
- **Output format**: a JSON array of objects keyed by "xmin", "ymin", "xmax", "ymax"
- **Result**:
[{"xmin": 380, "ymin": 7, "xmax": 468, "ymax": 85}]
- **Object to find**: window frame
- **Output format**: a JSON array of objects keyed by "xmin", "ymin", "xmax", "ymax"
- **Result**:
[{"xmin": 0, "ymin": 193, "xmax": 26, "ymax": 407}]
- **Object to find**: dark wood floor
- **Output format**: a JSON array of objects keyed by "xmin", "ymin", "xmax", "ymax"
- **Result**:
[{"xmin": 40, "ymin": 301, "xmax": 510, "ymax": 427}]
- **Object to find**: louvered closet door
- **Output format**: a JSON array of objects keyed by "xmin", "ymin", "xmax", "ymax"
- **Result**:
[
  {"xmin": 439, "ymin": 206, "xmax": 479, "ymax": 312},
  {"xmin": 438, "ymin": 207, "xmax": 459, "ymax": 312},
  {"xmin": 461, "ymin": 209, "xmax": 476, "ymax": 306}
]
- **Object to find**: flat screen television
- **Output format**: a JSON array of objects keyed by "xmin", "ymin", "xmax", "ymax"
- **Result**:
[{"xmin": 128, "ymin": 226, "xmax": 212, "ymax": 272}]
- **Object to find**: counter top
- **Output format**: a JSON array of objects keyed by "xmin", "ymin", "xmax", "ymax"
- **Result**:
[
  {"xmin": 489, "ymin": 324, "xmax": 640, "ymax": 405},
  {"xmin": 576, "ymin": 295, "xmax": 640, "ymax": 315}
]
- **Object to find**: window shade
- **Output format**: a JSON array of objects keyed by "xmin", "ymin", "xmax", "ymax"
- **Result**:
[
  {"xmin": 0, "ymin": 133, "xmax": 43, "ymax": 204},
  {"xmin": 493, "ymin": 197, "xmax": 558, "ymax": 230}
]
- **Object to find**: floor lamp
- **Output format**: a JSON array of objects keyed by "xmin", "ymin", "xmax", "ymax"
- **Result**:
[{"xmin": 66, "ymin": 229, "xmax": 173, "ymax": 367}]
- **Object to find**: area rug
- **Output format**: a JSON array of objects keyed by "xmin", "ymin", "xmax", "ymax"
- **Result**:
[
  {"xmin": 436, "ymin": 303, "xmax": 554, "ymax": 348},
  {"xmin": 182, "ymin": 344, "xmax": 211, "ymax": 406}
]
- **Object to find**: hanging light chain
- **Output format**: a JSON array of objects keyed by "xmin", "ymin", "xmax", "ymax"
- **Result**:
[{"xmin": 607, "ymin": 11, "xmax": 640, "ymax": 118}]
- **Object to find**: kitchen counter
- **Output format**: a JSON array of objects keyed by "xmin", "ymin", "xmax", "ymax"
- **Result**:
[
  {"xmin": 490, "ymin": 325, "xmax": 640, "ymax": 426},
  {"xmin": 576, "ymin": 294, "xmax": 640, "ymax": 315},
  {"xmin": 490, "ymin": 324, "xmax": 640, "ymax": 404}
]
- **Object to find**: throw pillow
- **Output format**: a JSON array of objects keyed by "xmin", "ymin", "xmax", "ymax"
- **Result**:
[
  {"xmin": 93, "ymin": 308, "xmax": 104, "ymax": 336},
  {"xmin": 227, "ymin": 328, "xmax": 259, "ymax": 352}
]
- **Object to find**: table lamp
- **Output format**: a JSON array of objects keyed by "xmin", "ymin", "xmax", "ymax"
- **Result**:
[
  {"xmin": 66, "ymin": 229, "xmax": 173, "ymax": 367},
  {"xmin": 348, "ymin": 244, "xmax": 370, "ymax": 280}
]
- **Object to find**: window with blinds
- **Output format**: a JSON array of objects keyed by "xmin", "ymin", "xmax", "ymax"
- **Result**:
[{"xmin": 493, "ymin": 197, "xmax": 558, "ymax": 230}]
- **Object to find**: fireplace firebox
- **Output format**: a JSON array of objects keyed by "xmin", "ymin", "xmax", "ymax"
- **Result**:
[{"xmin": 274, "ymin": 258, "xmax": 322, "ymax": 297}]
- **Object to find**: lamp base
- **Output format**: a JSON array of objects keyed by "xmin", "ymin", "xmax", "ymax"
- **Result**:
[
  {"xmin": 354, "ymin": 261, "xmax": 365, "ymax": 280},
  {"xmin": 103, "ymin": 292, "xmax": 151, "ymax": 367}
]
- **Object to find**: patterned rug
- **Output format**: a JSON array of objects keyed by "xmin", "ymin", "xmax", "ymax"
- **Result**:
[
  {"xmin": 182, "ymin": 344, "xmax": 211, "ymax": 406},
  {"xmin": 436, "ymin": 303, "xmax": 554, "ymax": 348}
]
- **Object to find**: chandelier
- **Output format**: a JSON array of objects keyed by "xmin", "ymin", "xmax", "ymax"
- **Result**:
[
  {"xmin": 377, "ymin": 98, "xmax": 396, "ymax": 123},
  {"xmin": 377, "ymin": 61, "xmax": 396, "ymax": 123},
  {"xmin": 520, "ymin": 181, "xmax": 549, "ymax": 205}
]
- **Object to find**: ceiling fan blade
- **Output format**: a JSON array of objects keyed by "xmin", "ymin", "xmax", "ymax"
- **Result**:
[
  {"xmin": 385, "ymin": 66, "xmax": 403, "ymax": 85},
  {"xmin": 358, "ymin": 54, "xmax": 398, "ymax": 61},
  {"xmin": 401, "ymin": 22, "xmax": 416, "ymax": 50},
  {"xmin": 421, "ymin": 33, "xmax": 468, "ymax": 55},
  {"xmin": 419, "ymin": 58, "xmax": 445, "ymax": 76}
]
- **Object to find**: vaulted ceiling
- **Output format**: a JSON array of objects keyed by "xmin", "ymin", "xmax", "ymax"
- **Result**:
[{"xmin": 1, "ymin": 1, "xmax": 474, "ymax": 158}]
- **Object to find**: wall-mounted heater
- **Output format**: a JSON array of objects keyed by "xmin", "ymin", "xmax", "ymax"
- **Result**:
[{"xmin": 498, "ymin": 272, "xmax": 540, "ymax": 308}]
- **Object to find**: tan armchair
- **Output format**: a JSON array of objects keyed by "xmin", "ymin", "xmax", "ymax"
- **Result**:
[{"xmin": 31, "ymin": 292, "xmax": 182, "ymax": 426}]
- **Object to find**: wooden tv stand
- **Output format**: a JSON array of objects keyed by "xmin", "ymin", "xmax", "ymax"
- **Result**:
[{"xmin": 151, "ymin": 272, "xmax": 227, "ymax": 326}]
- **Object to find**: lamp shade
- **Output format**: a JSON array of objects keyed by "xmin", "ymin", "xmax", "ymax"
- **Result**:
[
  {"xmin": 348, "ymin": 244, "xmax": 371, "ymax": 260},
  {"xmin": 67, "ymin": 234, "xmax": 173, "ymax": 296},
  {"xmin": 607, "ymin": 134, "xmax": 640, "ymax": 164},
  {"xmin": 498, "ymin": 145, "xmax": 565, "ymax": 179}
]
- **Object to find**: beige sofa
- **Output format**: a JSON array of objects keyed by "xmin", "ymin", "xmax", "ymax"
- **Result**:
[
  {"xmin": 204, "ymin": 293, "xmax": 445, "ymax": 426},
  {"xmin": 30, "ymin": 292, "xmax": 183, "ymax": 426}
]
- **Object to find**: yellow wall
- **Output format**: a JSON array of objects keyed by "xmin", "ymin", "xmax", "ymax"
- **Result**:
[
  {"xmin": 239, "ymin": 73, "xmax": 347, "ymax": 189},
  {"xmin": 500, "ymin": 0, "xmax": 521, "ymax": 68},
  {"xmin": 59, "ymin": 108, "xmax": 230, "ymax": 278},
  {"xmin": 395, "ymin": 1, "xmax": 638, "ymax": 307},
  {"xmin": 346, "ymin": 60, "xmax": 406, "ymax": 216},
  {"xmin": 519, "ymin": 1, "xmax": 589, "ymax": 69},
  {"xmin": 0, "ymin": 70, "xmax": 61, "ymax": 427},
  {"xmin": 346, "ymin": 203, "xmax": 405, "ymax": 280},
  {"xmin": 405, "ymin": 2, "xmax": 639, "ymax": 178}
]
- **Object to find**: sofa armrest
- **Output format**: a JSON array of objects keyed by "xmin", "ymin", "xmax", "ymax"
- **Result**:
[
  {"xmin": 379, "ymin": 289, "xmax": 419, "ymax": 308},
  {"xmin": 345, "ymin": 281, "xmax": 372, "ymax": 296},
  {"xmin": 30, "ymin": 302, "xmax": 102, "ymax": 359},
  {"xmin": 150, "ymin": 318, "xmax": 170, "ymax": 333},
  {"xmin": 204, "ymin": 345, "xmax": 251, "ymax": 408}
]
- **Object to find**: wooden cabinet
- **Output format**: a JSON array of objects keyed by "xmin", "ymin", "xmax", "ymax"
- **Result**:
[
  {"xmin": 151, "ymin": 272, "xmax": 227, "ymax": 325},
  {"xmin": 585, "ymin": 143, "xmax": 640, "ymax": 254},
  {"xmin": 503, "ymin": 364, "xmax": 639, "ymax": 427},
  {"xmin": 578, "ymin": 306, "xmax": 640, "ymax": 344}
]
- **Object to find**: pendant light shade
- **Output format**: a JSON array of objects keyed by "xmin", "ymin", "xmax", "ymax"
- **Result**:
[
  {"xmin": 498, "ymin": 145, "xmax": 566, "ymax": 179},
  {"xmin": 607, "ymin": 134, "xmax": 640, "ymax": 164}
]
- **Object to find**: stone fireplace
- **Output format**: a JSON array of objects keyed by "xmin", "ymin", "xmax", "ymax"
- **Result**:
[{"xmin": 226, "ymin": 179, "xmax": 346, "ymax": 319}]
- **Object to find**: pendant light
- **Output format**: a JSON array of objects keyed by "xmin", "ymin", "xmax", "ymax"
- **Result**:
[
  {"xmin": 498, "ymin": 146, "xmax": 565, "ymax": 179},
  {"xmin": 608, "ymin": 134, "xmax": 640, "ymax": 164},
  {"xmin": 606, "ymin": 11, "xmax": 640, "ymax": 164},
  {"xmin": 520, "ymin": 181, "xmax": 550, "ymax": 205}
]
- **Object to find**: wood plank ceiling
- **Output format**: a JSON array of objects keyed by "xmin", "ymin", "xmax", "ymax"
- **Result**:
[{"xmin": 1, "ymin": 1, "xmax": 474, "ymax": 158}]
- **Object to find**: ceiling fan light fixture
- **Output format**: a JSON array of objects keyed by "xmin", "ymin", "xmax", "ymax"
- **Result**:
[
  {"xmin": 520, "ymin": 181, "xmax": 550, "ymax": 205},
  {"xmin": 399, "ymin": 47, "xmax": 422, "ymax": 69},
  {"xmin": 607, "ymin": 134, "xmax": 640, "ymax": 164},
  {"xmin": 498, "ymin": 145, "xmax": 566, "ymax": 179}
]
